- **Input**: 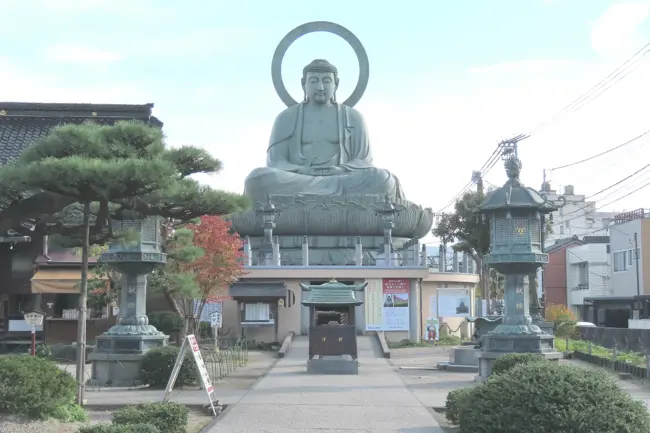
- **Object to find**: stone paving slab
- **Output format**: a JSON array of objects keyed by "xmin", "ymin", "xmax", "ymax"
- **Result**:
[{"xmin": 209, "ymin": 337, "xmax": 444, "ymax": 433}]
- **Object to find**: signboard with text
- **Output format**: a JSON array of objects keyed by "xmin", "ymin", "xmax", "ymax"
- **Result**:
[{"xmin": 365, "ymin": 278, "xmax": 410, "ymax": 331}]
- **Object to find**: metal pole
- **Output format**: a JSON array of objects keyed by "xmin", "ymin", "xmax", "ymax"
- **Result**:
[
  {"xmin": 634, "ymin": 232, "xmax": 641, "ymax": 296},
  {"xmin": 31, "ymin": 325, "xmax": 36, "ymax": 356}
]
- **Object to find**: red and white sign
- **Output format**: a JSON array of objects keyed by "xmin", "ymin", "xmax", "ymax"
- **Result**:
[
  {"xmin": 163, "ymin": 335, "xmax": 218, "ymax": 416},
  {"xmin": 187, "ymin": 335, "xmax": 214, "ymax": 394}
]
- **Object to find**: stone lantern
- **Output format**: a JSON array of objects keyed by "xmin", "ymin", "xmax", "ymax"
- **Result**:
[
  {"xmin": 476, "ymin": 156, "xmax": 562, "ymax": 379},
  {"xmin": 89, "ymin": 216, "xmax": 168, "ymax": 386},
  {"xmin": 256, "ymin": 195, "xmax": 281, "ymax": 265}
]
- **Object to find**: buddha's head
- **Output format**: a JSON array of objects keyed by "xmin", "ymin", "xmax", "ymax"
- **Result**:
[{"xmin": 301, "ymin": 59, "xmax": 339, "ymax": 104}]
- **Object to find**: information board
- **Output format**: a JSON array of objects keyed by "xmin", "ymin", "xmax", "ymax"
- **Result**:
[{"xmin": 365, "ymin": 278, "xmax": 410, "ymax": 331}]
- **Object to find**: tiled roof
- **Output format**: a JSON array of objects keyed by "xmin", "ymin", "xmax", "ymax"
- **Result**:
[
  {"xmin": 0, "ymin": 102, "xmax": 162, "ymax": 165},
  {"xmin": 301, "ymin": 279, "xmax": 365, "ymax": 306}
]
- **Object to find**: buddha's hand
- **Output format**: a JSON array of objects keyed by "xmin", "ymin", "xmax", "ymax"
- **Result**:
[
  {"xmin": 318, "ymin": 166, "xmax": 347, "ymax": 176},
  {"xmin": 296, "ymin": 166, "xmax": 319, "ymax": 175}
]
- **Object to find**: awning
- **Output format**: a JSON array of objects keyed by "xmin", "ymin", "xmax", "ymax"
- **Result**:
[
  {"xmin": 31, "ymin": 269, "xmax": 108, "ymax": 294},
  {"xmin": 229, "ymin": 282, "xmax": 287, "ymax": 299}
]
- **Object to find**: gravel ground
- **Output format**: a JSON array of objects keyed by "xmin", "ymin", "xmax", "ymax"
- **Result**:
[{"xmin": 0, "ymin": 411, "xmax": 213, "ymax": 433}]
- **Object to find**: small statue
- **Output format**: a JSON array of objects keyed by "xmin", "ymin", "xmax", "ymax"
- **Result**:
[{"xmin": 244, "ymin": 59, "xmax": 404, "ymax": 202}]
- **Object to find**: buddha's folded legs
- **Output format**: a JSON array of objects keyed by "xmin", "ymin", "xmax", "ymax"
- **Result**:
[{"xmin": 244, "ymin": 167, "xmax": 403, "ymax": 203}]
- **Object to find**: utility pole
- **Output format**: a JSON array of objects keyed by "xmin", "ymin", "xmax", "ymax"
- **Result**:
[
  {"xmin": 635, "ymin": 232, "xmax": 641, "ymax": 297},
  {"xmin": 471, "ymin": 170, "xmax": 489, "ymax": 313}
]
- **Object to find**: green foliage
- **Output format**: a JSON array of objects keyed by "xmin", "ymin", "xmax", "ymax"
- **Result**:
[
  {"xmin": 432, "ymin": 190, "xmax": 490, "ymax": 259},
  {"xmin": 35, "ymin": 344, "xmax": 52, "ymax": 359},
  {"xmin": 139, "ymin": 346, "xmax": 197, "ymax": 389},
  {"xmin": 457, "ymin": 362, "xmax": 650, "ymax": 433},
  {"xmin": 446, "ymin": 387, "xmax": 476, "ymax": 425},
  {"xmin": 0, "ymin": 355, "xmax": 85, "ymax": 420},
  {"xmin": 148, "ymin": 311, "xmax": 184, "ymax": 336},
  {"xmin": 491, "ymin": 353, "xmax": 543, "ymax": 375},
  {"xmin": 148, "ymin": 226, "xmax": 204, "ymax": 323},
  {"xmin": 556, "ymin": 338, "xmax": 647, "ymax": 366},
  {"xmin": 0, "ymin": 121, "xmax": 249, "ymax": 246},
  {"xmin": 78, "ymin": 423, "xmax": 160, "ymax": 433},
  {"xmin": 112, "ymin": 402, "xmax": 189, "ymax": 433}
]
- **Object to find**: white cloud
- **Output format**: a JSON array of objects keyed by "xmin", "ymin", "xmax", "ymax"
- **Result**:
[
  {"xmin": 591, "ymin": 3, "xmax": 650, "ymax": 59},
  {"xmin": 46, "ymin": 45, "xmax": 122, "ymax": 64}
]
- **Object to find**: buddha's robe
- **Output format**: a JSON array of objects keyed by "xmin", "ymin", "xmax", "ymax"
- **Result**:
[{"xmin": 244, "ymin": 102, "xmax": 404, "ymax": 203}]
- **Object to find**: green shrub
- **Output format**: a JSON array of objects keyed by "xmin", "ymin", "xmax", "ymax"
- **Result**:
[
  {"xmin": 147, "ymin": 311, "xmax": 184, "ymax": 336},
  {"xmin": 78, "ymin": 423, "xmax": 160, "ymax": 433},
  {"xmin": 36, "ymin": 344, "xmax": 52, "ymax": 359},
  {"xmin": 140, "ymin": 346, "xmax": 197, "ymax": 389},
  {"xmin": 445, "ymin": 387, "xmax": 476, "ymax": 425},
  {"xmin": 458, "ymin": 362, "xmax": 650, "ymax": 433},
  {"xmin": 0, "ymin": 355, "xmax": 85, "ymax": 421},
  {"xmin": 491, "ymin": 353, "xmax": 544, "ymax": 375},
  {"xmin": 112, "ymin": 402, "xmax": 189, "ymax": 433}
]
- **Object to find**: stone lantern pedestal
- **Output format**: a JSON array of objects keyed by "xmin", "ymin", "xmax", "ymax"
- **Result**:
[
  {"xmin": 475, "ymin": 157, "xmax": 563, "ymax": 380},
  {"xmin": 89, "ymin": 217, "xmax": 168, "ymax": 386}
]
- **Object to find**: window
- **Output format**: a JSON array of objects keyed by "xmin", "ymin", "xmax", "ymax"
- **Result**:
[
  {"xmin": 578, "ymin": 263, "xmax": 588, "ymax": 288},
  {"xmin": 243, "ymin": 303, "xmax": 271, "ymax": 322},
  {"xmin": 614, "ymin": 251, "xmax": 626, "ymax": 272}
]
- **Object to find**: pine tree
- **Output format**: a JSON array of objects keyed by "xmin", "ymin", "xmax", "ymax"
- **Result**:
[{"xmin": 0, "ymin": 121, "xmax": 248, "ymax": 404}]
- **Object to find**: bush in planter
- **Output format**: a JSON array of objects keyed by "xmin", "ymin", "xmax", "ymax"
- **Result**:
[
  {"xmin": 112, "ymin": 402, "xmax": 189, "ymax": 433},
  {"xmin": 78, "ymin": 424, "xmax": 160, "ymax": 433},
  {"xmin": 0, "ymin": 355, "xmax": 87, "ymax": 421},
  {"xmin": 458, "ymin": 362, "xmax": 650, "ymax": 433},
  {"xmin": 147, "ymin": 311, "xmax": 184, "ymax": 336},
  {"xmin": 445, "ymin": 386, "xmax": 476, "ymax": 425},
  {"xmin": 140, "ymin": 346, "xmax": 197, "ymax": 389},
  {"xmin": 491, "ymin": 352, "xmax": 545, "ymax": 375}
]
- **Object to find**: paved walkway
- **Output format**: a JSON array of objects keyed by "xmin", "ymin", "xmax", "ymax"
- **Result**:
[{"xmin": 209, "ymin": 336, "xmax": 444, "ymax": 433}]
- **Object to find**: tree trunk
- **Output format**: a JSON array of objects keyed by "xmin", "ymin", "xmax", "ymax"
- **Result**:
[
  {"xmin": 162, "ymin": 287, "xmax": 183, "ymax": 317},
  {"xmin": 476, "ymin": 255, "xmax": 489, "ymax": 314},
  {"xmin": 75, "ymin": 201, "xmax": 90, "ymax": 406}
]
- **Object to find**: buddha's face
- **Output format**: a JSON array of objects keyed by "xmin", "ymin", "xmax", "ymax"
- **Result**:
[{"xmin": 304, "ymin": 71, "xmax": 336, "ymax": 104}]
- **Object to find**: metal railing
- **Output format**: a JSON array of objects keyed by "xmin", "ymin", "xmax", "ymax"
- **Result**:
[{"xmin": 198, "ymin": 338, "xmax": 249, "ymax": 382}]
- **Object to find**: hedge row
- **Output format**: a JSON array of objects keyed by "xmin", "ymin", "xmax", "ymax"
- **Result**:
[{"xmin": 445, "ymin": 353, "xmax": 650, "ymax": 433}]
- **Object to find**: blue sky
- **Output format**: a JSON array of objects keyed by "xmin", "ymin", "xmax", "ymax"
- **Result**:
[{"xmin": 2, "ymin": 0, "xmax": 649, "ymax": 236}]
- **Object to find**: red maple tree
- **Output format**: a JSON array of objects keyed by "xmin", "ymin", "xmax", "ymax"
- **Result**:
[{"xmin": 184, "ymin": 215, "xmax": 245, "ymax": 302}]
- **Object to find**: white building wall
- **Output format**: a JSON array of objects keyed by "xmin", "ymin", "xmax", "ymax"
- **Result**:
[
  {"xmin": 610, "ymin": 219, "xmax": 644, "ymax": 297},
  {"xmin": 566, "ymin": 243, "xmax": 611, "ymax": 311},
  {"xmin": 543, "ymin": 186, "xmax": 617, "ymax": 247}
]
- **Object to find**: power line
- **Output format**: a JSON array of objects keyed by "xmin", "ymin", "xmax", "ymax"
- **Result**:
[
  {"xmin": 527, "ymin": 42, "xmax": 650, "ymax": 135},
  {"xmin": 585, "ymin": 164, "xmax": 649, "ymax": 199},
  {"xmin": 436, "ymin": 135, "xmax": 527, "ymax": 213},
  {"xmin": 553, "ymin": 179, "xmax": 650, "ymax": 227},
  {"xmin": 435, "ymin": 42, "xmax": 650, "ymax": 217},
  {"xmin": 549, "ymin": 166, "xmax": 649, "ymax": 227},
  {"xmin": 549, "ymin": 130, "xmax": 650, "ymax": 171}
]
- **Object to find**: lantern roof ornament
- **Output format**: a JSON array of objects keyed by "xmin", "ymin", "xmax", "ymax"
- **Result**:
[{"xmin": 479, "ymin": 156, "xmax": 557, "ymax": 214}]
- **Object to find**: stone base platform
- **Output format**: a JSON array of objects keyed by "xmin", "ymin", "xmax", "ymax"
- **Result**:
[
  {"xmin": 89, "ymin": 333, "xmax": 168, "ymax": 386},
  {"xmin": 437, "ymin": 346, "xmax": 480, "ymax": 372},
  {"xmin": 307, "ymin": 355, "xmax": 359, "ymax": 375},
  {"xmin": 476, "ymin": 349, "xmax": 563, "ymax": 381}
]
